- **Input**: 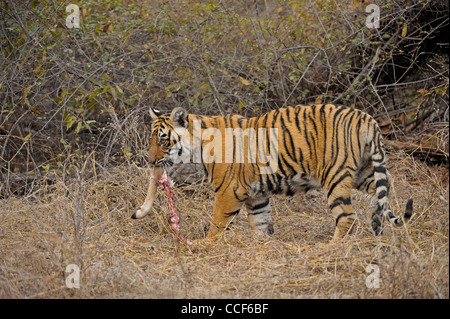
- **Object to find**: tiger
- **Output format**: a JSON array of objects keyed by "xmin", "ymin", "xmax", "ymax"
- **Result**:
[{"xmin": 132, "ymin": 104, "xmax": 413, "ymax": 240}]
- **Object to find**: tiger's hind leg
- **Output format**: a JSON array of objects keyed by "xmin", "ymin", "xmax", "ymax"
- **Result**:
[
  {"xmin": 325, "ymin": 174, "xmax": 356, "ymax": 240},
  {"xmin": 245, "ymin": 197, "xmax": 274, "ymax": 236}
]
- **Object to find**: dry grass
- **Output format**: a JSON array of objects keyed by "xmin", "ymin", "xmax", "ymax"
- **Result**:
[{"xmin": 0, "ymin": 154, "xmax": 448, "ymax": 299}]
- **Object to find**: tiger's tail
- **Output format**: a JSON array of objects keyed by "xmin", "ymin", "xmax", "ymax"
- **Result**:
[{"xmin": 370, "ymin": 125, "xmax": 413, "ymax": 235}]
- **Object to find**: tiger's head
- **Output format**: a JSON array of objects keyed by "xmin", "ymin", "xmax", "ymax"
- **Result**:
[{"xmin": 148, "ymin": 107, "xmax": 190, "ymax": 168}]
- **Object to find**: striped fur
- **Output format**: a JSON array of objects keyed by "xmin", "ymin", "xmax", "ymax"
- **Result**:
[{"xmin": 147, "ymin": 104, "xmax": 413, "ymax": 240}]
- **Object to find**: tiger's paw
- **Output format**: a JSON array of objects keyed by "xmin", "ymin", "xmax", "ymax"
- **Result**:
[
  {"xmin": 371, "ymin": 214, "xmax": 382, "ymax": 236},
  {"xmin": 131, "ymin": 207, "xmax": 149, "ymax": 219}
]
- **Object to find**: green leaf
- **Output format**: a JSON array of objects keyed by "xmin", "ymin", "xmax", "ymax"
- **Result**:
[
  {"xmin": 115, "ymin": 85, "xmax": 124, "ymax": 98},
  {"xmin": 75, "ymin": 121, "xmax": 83, "ymax": 134},
  {"xmin": 66, "ymin": 115, "xmax": 77, "ymax": 131},
  {"xmin": 109, "ymin": 86, "xmax": 117, "ymax": 101},
  {"xmin": 23, "ymin": 133, "xmax": 32, "ymax": 142},
  {"xmin": 401, "ymin": 23, "xmax": 408, "ymax": 37},
  {"xmin": 239, "ymin": 76, "xmax": 251, "ymax": 86},
  {"xmin": 165, "ymin": 83, "xmax": 174, "ymax": 98},
  {"xmin": 122, "ymin": 146, "xmax": 131, "ymax": 156},
  {"xmin": 102, "ymin": 85, "xmax": 111, "ymax": 94}
]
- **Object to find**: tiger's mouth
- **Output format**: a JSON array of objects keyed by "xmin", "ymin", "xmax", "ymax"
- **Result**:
[
  {"xmin": 155, "ymin": 158, "xmax": 174, "ymax": 168},
  {"xmin": 153, "ymin": 146, "xmax": 184, "ymax": 168}
]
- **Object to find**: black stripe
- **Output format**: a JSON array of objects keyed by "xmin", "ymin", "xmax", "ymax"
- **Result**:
[
  {"xmin": 320, "ymin": 105, "xmax": 327, "ymax": 171},
  {"xmin": 375, "ymin": 179, "xmax": 388, "ymax": 188},
  {"xmin": 280, "ymin": 110, "xmax": 287, "ymax": 129},
  {"xmin": 273, "ymin": 109, "xmax": 280, "ymax": 122},
  {"xmin": 348, "ymin": 112, "xmax": 359, "ymax": 168},
  {"xmin": 405, "ymin": 198, "xmax": 413, "ymax": 218},
  {"xmin": 330, "ymin": 196, "xmax": 351, "ymax": 210},
  {"xmin": 294, "ymin": 107, "xmax": 301, "ymax": 134},
  {"xmin": 224, "ymin": 209, "xmax": 240, "ymax": 218},
  {"xmin": 233, "ymin": 185, "xmax": 248, "ymax": 202},
  {"xmin": 284, "ymin": 126, "xmax": 297, "ymax": 162},
  {"xmin": 286, "ymin": 186, "xmax": 296, "ymax": 196},
  {"xmin": 266, "ymin": 177, "xmax": 274, "ymax": 192},
  {"xmin": 326, "ymin": 170, "xmax": 351, "ymax": 198},
  {"xmin": 372, "ymin": 157, "xmax": 384, "ymax": 163},
  {"xmin": 279, "ymin": 153, "xmax": 296, "ymax": 176},
  {"xmin": 374, "ymin": 165, "xmax": 386, "ymax": 173},
  {"xmin": 302, "ymin": 110, "xmax": 313, "ymax": 159},
  {"xmin": 282, "ymin": 155, "xmax": 296, "ymax": 175},
  {"xmin": 248, "ymin": 199, "xmax": 270, "ymax": 211},
  {"xmin": 377, "ymin": 190, "xmax": 387, "ymax": 199},
  {"xmin": 309, "ymin": 113, "xmax": 318, "ymax": 138},
  {"xmin": 365, "ymin": 179, "xmax": 374, "ymax": 192},
  {"xmin": 335, "ymin": 212, "xmax": 355, "ymax": 225},
  {"xmin": 248, "ymin": 209, "xmax": 270, "ymax": 216},
  {"xmin": 210, "ymin": 161, "xmax": 216, "ymax": 179},
  {"xmin": 214, "ymin": 169, "xmax": 227, "ymax": 192}
]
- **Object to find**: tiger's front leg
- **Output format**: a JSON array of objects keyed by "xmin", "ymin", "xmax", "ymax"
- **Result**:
[
  {"xmin": 207, "ymin": 196, "xmax": 243, "ymax": 238},
  {"xmin": 132, "ymin": 166, "xmax": 163, "ymax": 219}
]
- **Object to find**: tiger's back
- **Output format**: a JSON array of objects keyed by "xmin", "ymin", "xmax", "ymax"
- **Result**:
[{"xmin": 246, "ymin": 104, "xmax": 376, "ymax": 196}]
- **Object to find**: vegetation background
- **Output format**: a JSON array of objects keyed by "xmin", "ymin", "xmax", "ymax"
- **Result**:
[{"xmin": 0, "ymin": 0, "xmax": 448, "ymax": 298}]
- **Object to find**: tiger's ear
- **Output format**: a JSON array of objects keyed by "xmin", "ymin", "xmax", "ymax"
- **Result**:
[
  {"xmin": 149, "ymin": 107, "xmax": 163, "ymax": 120},
  {"xmin": 170, "ymin": 107, "xmax": 189, "ymax": 128}
]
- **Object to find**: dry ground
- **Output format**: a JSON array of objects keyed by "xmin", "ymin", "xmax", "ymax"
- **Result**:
[{"xmin": 0, "ymin": 153, "xmax": 448, "ymax": 299}]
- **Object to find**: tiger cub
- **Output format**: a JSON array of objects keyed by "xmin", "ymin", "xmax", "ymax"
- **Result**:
[{"xmin": 133, "ymin": 104, "xmax": 413, "ymax": 240}]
